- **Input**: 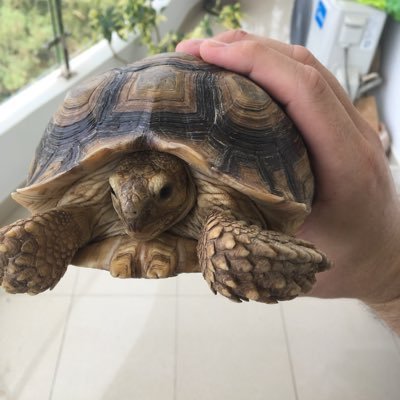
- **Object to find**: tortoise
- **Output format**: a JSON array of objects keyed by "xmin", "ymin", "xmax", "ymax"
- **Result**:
[{"xmin": 0, "ymin": 52, "xmax": 330, "ymax": 303}]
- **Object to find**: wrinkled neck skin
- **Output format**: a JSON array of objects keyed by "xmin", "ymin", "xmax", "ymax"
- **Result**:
[
  {"xmin": 108, "ymin": 151, "xmax": 266, "ymax": 242},
  {"xmin": 109, "ymin": 151, "xmax": 196, "ymax": 241},
  {"xmin": 171, "ymin": 170, "xmax": 267, "ymax": 240}
]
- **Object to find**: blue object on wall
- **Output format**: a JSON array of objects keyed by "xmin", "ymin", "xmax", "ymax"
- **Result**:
[{"xmin": 315, "ymin": 0, "xmax": 327, "ymax": 28}]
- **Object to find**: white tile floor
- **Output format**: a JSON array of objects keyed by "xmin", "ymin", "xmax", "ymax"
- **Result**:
[
  {"xmin": 1, "ymin": 1, "xmax": 400, "ymax": 399},
  {"xmin": 1, "ymin": 207, "xmax": 400, "ymax": 400}
]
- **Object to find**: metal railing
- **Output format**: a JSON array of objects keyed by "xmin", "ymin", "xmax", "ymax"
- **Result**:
[
  {"xmin": 0, "ymin": 0, "xmax": 97, "ymax": 102},
  {"xmin": 47, "ymin": 0, "xmax": 71, "ymax": 78}
]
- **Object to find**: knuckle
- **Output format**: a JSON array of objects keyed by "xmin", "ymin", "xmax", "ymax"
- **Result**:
[
  {"xmin": 298, "ymin": 64, "xmax": 327, "ymax": 99},
  {"xmin": 291, "ymin": 45, "xmax": 318, "ymax": 68},
  {"xmin": 243, "ymin": 40, "xmax": 268, "ymax": 59},
  {"xmin": 234, "ymin": 40, "xmax": 270, "ymax": 75}
]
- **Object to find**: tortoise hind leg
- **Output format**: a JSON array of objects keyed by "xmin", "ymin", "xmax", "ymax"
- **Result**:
[
  {"xmin": 0, "ymin": 209, "xmax": 91, "ymax": 294},
  {"xmin": 198, "ymin": 211, "xmax": 330, "ymax": 303},
  {"xmin": 73, "ymin": 232, "xmax": 200, "ymax": 279}
]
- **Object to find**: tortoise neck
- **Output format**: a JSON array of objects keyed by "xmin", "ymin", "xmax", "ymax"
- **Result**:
[{"xmin": 109, "ymin": 151, "xmax": 197, "ymax": 240}]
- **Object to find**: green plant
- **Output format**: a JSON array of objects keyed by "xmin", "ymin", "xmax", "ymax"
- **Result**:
[
  {"xmin": 0, "ymin": 0, "xmax": 241, "ymax": 103},
  {"xmin": 0, "ymin": 0, "xmax": 56, "ymax": 101},
  {"xmin": 0, "ymin": 0, "xmax": 117, "ymax": 102},
  {"xmin": 357, "ymin": 0, "xmax": 400, "ymax": 21},
  {"xmin": 89, "ymin": 0, "xmax": 242, "ymax": 56}
]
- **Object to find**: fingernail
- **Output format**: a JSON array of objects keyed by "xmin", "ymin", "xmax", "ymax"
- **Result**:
[{"xmin": 205, "ymin": 39, "xmax": 227, "ymax": 47}]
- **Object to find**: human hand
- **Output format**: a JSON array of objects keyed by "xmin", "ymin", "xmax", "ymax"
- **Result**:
[{"xmin": 176, "ymin": 30, "xmax": 400, "ymax": 307}]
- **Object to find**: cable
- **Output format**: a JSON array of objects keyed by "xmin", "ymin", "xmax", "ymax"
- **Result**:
[{"xmin": 343, "ymin": 46, "xmax": 351, "ymax": 96}]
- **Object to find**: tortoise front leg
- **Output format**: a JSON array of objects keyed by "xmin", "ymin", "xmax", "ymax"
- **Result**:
[
  {"xmin": 0, "ymin": 209, "xmax": 91, "ymax": 294},
  {"xmin": 198, "ymin": 211, "xmax": 331, "ymax": 303},
  {"xmin": 73, "ymin": 233, "xmax": 200, "ymax": 279}
]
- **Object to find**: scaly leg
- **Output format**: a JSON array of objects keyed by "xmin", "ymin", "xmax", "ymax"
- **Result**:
[
  {"xmin": 0, "ymin": 209, "xmax": 91, "ymax": 294},
  {"xmin": 198, "ymin": 211, "xmax": 331, "ymax": 303},
  {"xmin": 73, "ymin": 232, "xmax": 200, "ymax": 279}
]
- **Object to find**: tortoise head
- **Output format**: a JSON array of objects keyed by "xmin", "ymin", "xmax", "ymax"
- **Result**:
[{"xmin": 109, "ymin": 151, "xmax": 196, "ymax": 240}]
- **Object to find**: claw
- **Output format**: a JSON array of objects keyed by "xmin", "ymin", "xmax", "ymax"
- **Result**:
[
  {"xmin": 0, "ymin": 210, "xmax": 86, "ymax": 294},
  {"xmin": 200, "ymin": 211, "xmax": 331, "ymax": 303}
]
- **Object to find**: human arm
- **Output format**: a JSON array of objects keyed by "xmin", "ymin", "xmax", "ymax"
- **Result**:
[{"xmin": 176, "ymin": 30, "xmax": 400, "ymax": 333}]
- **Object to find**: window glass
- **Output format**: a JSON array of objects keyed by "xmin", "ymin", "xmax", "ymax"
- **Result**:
[
  {"xmin": 0, "ymin": 0, "xmax": 171, "ymax": 103},
  {"xmin": 0, "ymin": 0, "xmax": 58, "ymax": 102},
  {"xmin": 61, "ymin": 0, "xmax": 114, "ymax": 57}
]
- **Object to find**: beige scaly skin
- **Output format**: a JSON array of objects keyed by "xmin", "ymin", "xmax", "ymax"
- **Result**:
[
  {"xmin": 0, "ymin": 151, "xmax": 329, "ymax": 301},
  {"xmin": 199, "ymin": 212, "xmax": 328, "ymax": 303},
  {"xmin": 0, "ymin": 209, "xmax": 91, "ymax": 294}
]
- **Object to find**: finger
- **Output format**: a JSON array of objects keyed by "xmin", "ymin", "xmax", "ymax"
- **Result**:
[
  {"xmin": 176, "ymin": 39, "xmax": 203, "ymax": 57},
  {"xmin": 179, "ymin": 32, "xmax": 377, "ymax": 141},
  {"xmin": 197, "ymin": 39, "xmax": 365, "ymax": 197},
  {"xmin": 199, "ymin": 39, "xmax": 358, "ymax": 136},
  {"xmin": 214, "ymin": 31, "xmax": 352, "ymax": 106},
  {"xmin": 217, "ymin": 31, "xmax": 373, "ymax": 132}
]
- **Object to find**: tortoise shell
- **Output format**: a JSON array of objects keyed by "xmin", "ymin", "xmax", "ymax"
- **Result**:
[{"xmin": 14, "ymin": 52, "xmax": 313, "ymax": 233}]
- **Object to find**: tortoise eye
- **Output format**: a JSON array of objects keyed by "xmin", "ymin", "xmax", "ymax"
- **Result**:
[{"xmin": 159, "ymin": 184, "xmax": 173, "ymax": 200}]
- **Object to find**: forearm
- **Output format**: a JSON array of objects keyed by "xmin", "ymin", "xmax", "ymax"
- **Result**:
[{"xmin": 359, "ymin": 215, "xmax": 400, "ymax": 335}]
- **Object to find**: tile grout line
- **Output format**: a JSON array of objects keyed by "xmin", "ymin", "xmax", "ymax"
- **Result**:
[
  {"xmin": 48, "ymin": 271, "xmax": 80, "ymax": 400},
  {"xmin": 279, "ymin": 303, "xmax": 300, "ymax": 400}
]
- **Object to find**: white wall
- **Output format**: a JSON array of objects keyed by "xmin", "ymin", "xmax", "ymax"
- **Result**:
[
  {"xmin": 375, "ymin": 17, "xmax": 400, "ymax": 160},
  {"xmin": 0, "ymin": 0, "xmax": 199, "ymax": 211}
]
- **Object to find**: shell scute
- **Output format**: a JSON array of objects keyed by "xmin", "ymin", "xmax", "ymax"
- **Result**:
[{"xmin": 15, "ymin": 52, "xmax": 313, "ymax": 230}]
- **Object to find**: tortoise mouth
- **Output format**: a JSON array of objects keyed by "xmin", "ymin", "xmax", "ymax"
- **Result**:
[{"xmin": 123, "ymin": 215, "xmax": 175, "ymax": 241}]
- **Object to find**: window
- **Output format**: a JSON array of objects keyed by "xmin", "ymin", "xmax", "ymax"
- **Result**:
[
  {"xmin": 0, "ymin": 0, "xmax": 116, "ymax": 103},
  {"xmin": 0, "ymin": 0, "xmax": 58, "ymax": 102}
]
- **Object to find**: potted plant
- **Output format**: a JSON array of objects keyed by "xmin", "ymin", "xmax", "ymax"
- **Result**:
[{"xmin": 89, "ymin": 0, "xmax": 242, "ymax": 58}]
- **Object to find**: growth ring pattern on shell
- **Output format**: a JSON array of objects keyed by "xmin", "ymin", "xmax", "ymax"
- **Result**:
[{"xmin": 26, "ymin": 54, "xmax": 309, "ymax": 206}]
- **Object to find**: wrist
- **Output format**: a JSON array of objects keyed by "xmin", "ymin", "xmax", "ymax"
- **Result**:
[
  {"xmin": 358, "ymin": 204, "xmax": 400, "ymax": 304},
  {"xmin": 368, "ymin": 296, "xmax": 400, "ymax": 335},
  {"xmin": 306, "ymin": 199, "xmax": 400, "ymax": 303}
]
